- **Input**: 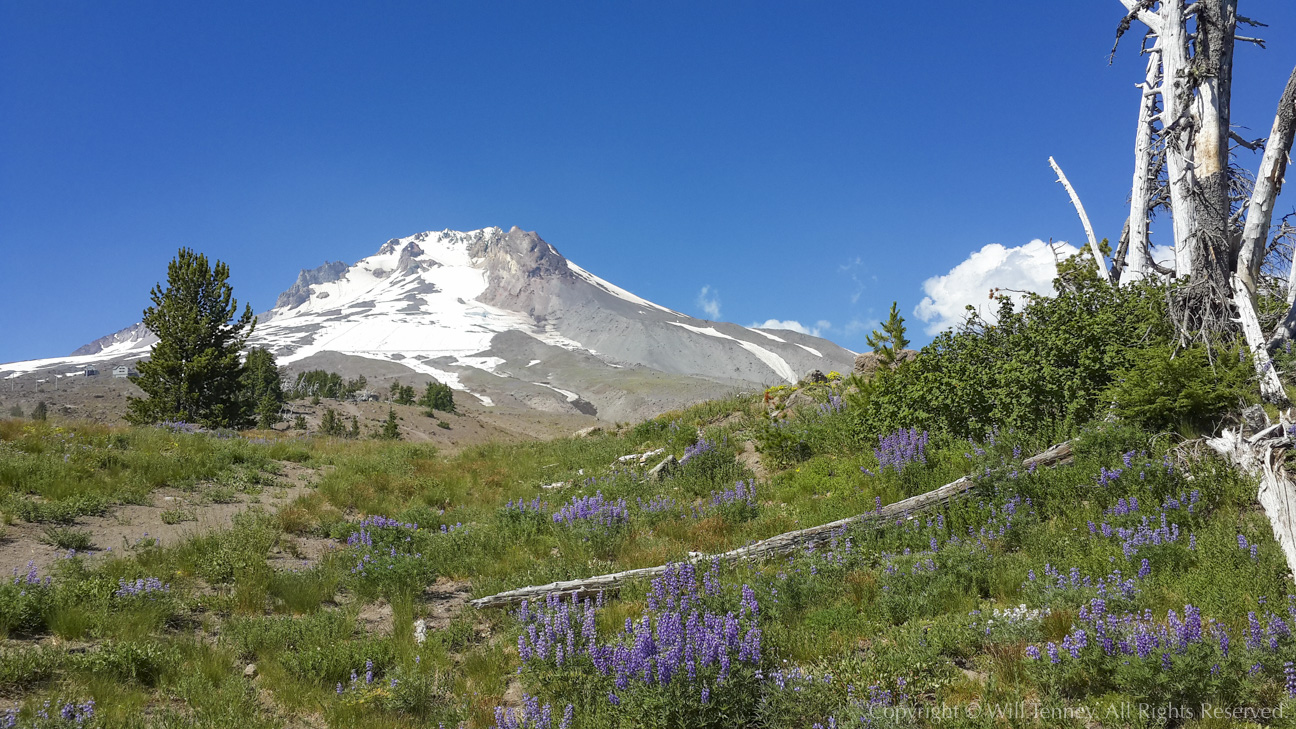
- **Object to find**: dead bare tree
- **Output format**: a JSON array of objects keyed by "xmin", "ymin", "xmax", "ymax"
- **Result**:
[{"xmin": 1053, "ymin": 1, "xmax": 1296, "ymax": 403}]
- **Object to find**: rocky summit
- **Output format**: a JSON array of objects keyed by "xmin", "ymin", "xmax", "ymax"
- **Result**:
[{"xmin": 3, "ymin": 227, "xmax": 855, "ymax": 422}]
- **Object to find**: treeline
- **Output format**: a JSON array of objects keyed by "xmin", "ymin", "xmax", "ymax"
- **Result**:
[{"xmin": 288, "ymin": 371, "xmax": 368, "ymax": 400}]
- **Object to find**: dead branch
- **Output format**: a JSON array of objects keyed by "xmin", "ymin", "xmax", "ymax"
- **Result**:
[
  {"xmin": 1229, "ymin": 130, "xmax": 1264, "ymax": 152},
  {"xmin": 1242, "ymin": 63, "xmax": 1296, "ymax": 343},
  {"xmin": 1206, "ymin": 426, "xmax": 1296, "ymax": 580},
  {"xmin": 1049, "ymin": 156, "xmax": 1110, "ymax": 281},
  {"xmin": 470, "ymin": 441, "xmax": 1076, "ymax": 610}
]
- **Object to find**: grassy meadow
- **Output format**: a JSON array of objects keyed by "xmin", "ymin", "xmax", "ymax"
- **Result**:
[{"xmin": 2, "ymin": 374, "xmax": 1295, "ymax": 728}]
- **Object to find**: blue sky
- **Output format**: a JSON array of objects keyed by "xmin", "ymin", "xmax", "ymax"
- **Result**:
[{"xmin": 3, "ymin": 1, "xmax": 1296, "ymax": 362}]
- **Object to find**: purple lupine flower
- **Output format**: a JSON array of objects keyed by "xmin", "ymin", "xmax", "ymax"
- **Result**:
[
  {"xmin": 553, "ymin": 492, "xmax": 629, "ymax": 528},
  {"xmin": 873, "ymin": 428, "xmax": 929, "ymax": 474}
]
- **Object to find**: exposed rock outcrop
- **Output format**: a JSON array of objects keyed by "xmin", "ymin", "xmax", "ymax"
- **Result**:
[{"xmin": 853, "ymin": 349, "xmax": 918, "ymax": 377}]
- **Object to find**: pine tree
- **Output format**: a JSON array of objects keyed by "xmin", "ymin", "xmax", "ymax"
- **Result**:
[
  {"xmin": 292, "ymin": 414, "xmax": 307, "ymax": 430},
  {"xmin": 244, "ymin": 348, "xmax": 283, "ymax": 429},
  {"xmin": 320, "ymin": 408, "xmax": 345, "ymax": 437},
  {"xmin": 7, "ymin": 405, "xmax": 22, "ymax": 418},
  {"xmin": 379, "ymin": 407, "xmax": 401, "ymax": 440},
  {"xmin": 866, "ymin": 302, "xmax": 910, "ymax": 368},
  {"xmin": 126, "ymin": 249, "xmax": 255, "ymax": 428},
  {"xmin": 348, "ymin": 416, "xmax": 360, "ymax": 439},
  {"xmin": 31, "ymin": 401, "xmax": 47, "ymax": 421},
  {"xmin": 418, "ymin": 381, "xmax": 456, "ymax": 413}
]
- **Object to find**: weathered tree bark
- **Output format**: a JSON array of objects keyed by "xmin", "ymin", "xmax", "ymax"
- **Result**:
[
  {"xmin": 1049, "ymin": 157, "xmax": 1110, "ymax": 280},
  {"xmin": 1236, "ymin": 64, "xmax": 1296, "ymax": 342},
  {"xmin": 471, "ymin": 441, "xmax": 1075, "ymax": 610},
  {"xmin": 1231, "ymin": 274, "xmax": 1289, "ymax": 403},
  {"xmin": 1206, "ymin": 426, "xmax": 1296, "ymax": 581},
  {"xmin": 1157, "ymin": 0, "xmax": 1201, "ymax": 277},
  {"xmin": 1126, "ymin": 43, "xmax": 1163, "ymax": 281},
  {"xmin": 1192, "ymin": 0, "xmax": 1238, "ymax": 288}
]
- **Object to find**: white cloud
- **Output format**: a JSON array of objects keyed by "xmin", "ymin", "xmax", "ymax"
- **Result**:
[
  {"xmin": 752, "ymin": 319, "xmax": 829, "ymax": 337},
  {"xmin": 696, "ymin": 286, "xmax": 721, "ymax": 319},
  {"xmin": 914, "ymin": 239, "xmax": 1078, "ymax": 335}
]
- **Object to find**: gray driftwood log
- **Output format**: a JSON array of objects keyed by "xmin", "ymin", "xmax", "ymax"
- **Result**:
[
  {"xmin": 1206, "ymin": 425, "xmax": 1296, "ymax": 580},
  {"xmin": 470, "ymin": 440, "xmax": 1076, "ymax": 610}
]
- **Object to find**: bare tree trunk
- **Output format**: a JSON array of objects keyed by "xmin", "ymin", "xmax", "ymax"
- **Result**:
[
  {"xmin": 1192, "ymin": 0, "xmax": 1238, "ymax": 286},
  {"xmin": 471, "ymin": 442, "xmax": 1076, "ymax": 609},
  {"xmin": 1207, "ymin": 426, "xmax": 1296, "ymax": 581},
  {"xmin": 1232, "ymin": 275, "xmax": 1288, "ymax": 403},
  {"xmin": 1158, "ymin": 0, "xmax": 1200, "ymax": 277},
  {"xmin": 1241, "ymin": 65, "xmax": 1296, "ymax": 297},
  {"xmin": 1127, "ymin": 43, "xmax": 1163, "ymax": 280},
  {"xmin": 1049, "ymin": 157, "xmax": 1109, "ymax": 280}
]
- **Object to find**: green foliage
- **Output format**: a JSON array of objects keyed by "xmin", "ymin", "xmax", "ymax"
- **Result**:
[
  {"xmin": 391, "ymin": 382, "xmax": 416, "ymax": 405},
  {"xmin": 40, "ymin": 525, "xmax": 94, "ymax": 551},
  {"xmin": 288, "ymin": 370, "xmax": 366, "ymax": 400},
  {"xmin": 418, "ymin": 381, "xmax": 456, "ymax": 413},
  {"xmin": 853, "ymin": 277, "xmax": 1174, "ymax": 439},
  {"xmin": 31, "ymin": 401, "xmax": 47, "ymax": 421},
  {"xmin": 127, "ymin": 248, "xmax": 256, "ymax": 428},
  {"xmin": 8, "ymin": 404, "xmax": 23, "ymax": 418},
  {"xmin": 866, "ymin": 300, "xmax": 910, "ymax": 367},
  {"xmin": 319, "ymin": 408, "xmax": 347, "ymax": 437},
  {"xmin": 244, "ymin": 347, "xmax": 284, "ymax": 428},
  {"xmin": 0, "ymin": 578, "xmax": 51, "ymax": 638},
  {"xmin": 78, "ymin": 640, "xmax": 179, "ymax": 686},
  {"xmin": 1104, "ymin": 343, "xmax": 1255, "ymax": 433},
  {"xmin": 292, "ymin": 414, "xmax": 307, "ymax": 430},
  {"xmin": 379, "ymin": 407, "xmax": 401, "ymax": 440}
]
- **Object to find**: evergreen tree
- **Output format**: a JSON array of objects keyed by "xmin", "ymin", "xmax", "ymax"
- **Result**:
[
  {"xmin": 31, "ymin": 401, "xmax": 47, "ymax": 421},
  {"xmin": 7, "ymin": 405, "xmax": 22, "ymax": 418},
  {"xmin": 379, "ymin": 407, "xmax": 401, "ymax": 439},
  {"xmin": 126, "ymin": 249, "xmax": 255, "ymax": 428},
  {"xmin": 418, "ymin": 381, "xmax": 456, "ymax": 413},
  {"xmin": 243, "ymin": 348, "xmax": 284, "ymax": 428},
  {"xmin": 292, "ymin": 414, "xmax": 307, "ymax": 430},
  {"xmin": 320, "ymin": 407, "xmax": 351, "ymax": 437},
  {"xmin": 348, "ymin": 415, "xmax": 360, "ymax": 438},
  {"xmin": 866, "ymin": 302, "xmax": 910, "ymax": 367}
]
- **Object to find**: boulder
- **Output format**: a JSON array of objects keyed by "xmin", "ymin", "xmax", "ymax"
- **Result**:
[
  {"xmin": 801, "ymin": 370, "xmax": 828, "ymax": 385},
  {"xmin": 649, "ymin": 455, "xmax": 679, "ymax": 481},
  {"xmin": 853, "ymin": 349, "xmax": 918, "ymax": 377}
]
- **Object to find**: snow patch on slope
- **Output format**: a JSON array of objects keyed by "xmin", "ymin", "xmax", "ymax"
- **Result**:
[
  {"xmin": 567, "ymin": 261, "xmax": 682, "ymax": 317},
  {"xmin": 667, "ymin": 321, "xmax": 796, "ymax": 383}
]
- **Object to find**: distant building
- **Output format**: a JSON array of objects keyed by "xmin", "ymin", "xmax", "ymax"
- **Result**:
[
  {"xmin": 83, "ymin": 366, "xmax": 98, "ymax": 377},
  {"xmin": 112, "ymin": 365, "xmax": 137, "ymax": 379}
]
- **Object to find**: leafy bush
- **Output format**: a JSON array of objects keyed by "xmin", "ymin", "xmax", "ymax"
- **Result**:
[
  {"xmin": 0, "ymin": 567, "xmax": 51, "ymax": 637},
  {"xmin": 1104, "ymin": 343, "xmax": 1255, "ymax": 432},
  {"xmin": 853, "ymin": 278, "xmax": 1173, "ymax": 440},
  {"xmin": 40, "ymin": 525, "xmax": 94, "ymax": 550}
]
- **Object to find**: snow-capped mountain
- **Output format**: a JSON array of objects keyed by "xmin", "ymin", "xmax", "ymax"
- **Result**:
[{"xmin": 4, "ymin": 228, "xmax": 855, "ymax": 421}]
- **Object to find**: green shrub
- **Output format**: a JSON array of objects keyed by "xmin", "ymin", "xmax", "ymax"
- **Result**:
[
  {"xmin": 74, "ymin": 640, "xmax": 178, "ymax": 686},
  {"xmin": 40, "ymin": 525, "xmax": 95, "ymax": 550},
  {"xmin": 1104, "ymin": 343, "xmax": 1255, "ymax": 433},
  {"xmin": 851, "ymin": 277, "xmax": 1172, "ymax": 440},
  {"xmin": 0, "ymin": 575, "xmax": 51, "ymax": 637}
]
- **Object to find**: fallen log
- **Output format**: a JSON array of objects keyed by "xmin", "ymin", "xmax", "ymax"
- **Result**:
[
  {"xmin": 470, "ymin": 440, "xmax": 1075, "ymax": 610},
  {"xmin": 1206, "ymin": 425, "xmax": 1296, "ymax": 580}
]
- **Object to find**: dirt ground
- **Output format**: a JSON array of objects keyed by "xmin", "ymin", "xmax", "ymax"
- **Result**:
[{"xmin": 0, "ymin": 461, "xmax": 320, "ymax": 576}]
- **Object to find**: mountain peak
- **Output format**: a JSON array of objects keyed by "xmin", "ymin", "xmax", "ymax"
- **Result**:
[{"xmin": 21, "ymin": 227, "xmax": 857, "ymax": 423}]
